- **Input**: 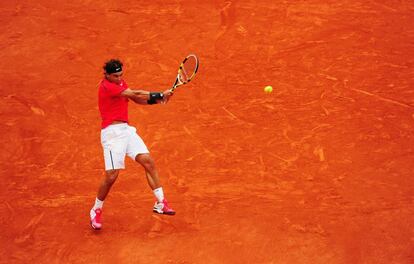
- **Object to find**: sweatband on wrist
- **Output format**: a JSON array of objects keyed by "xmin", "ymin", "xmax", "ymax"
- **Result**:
[{"xmin": 147, "ymin": 92, "xmax": 164, "ymax": 104}]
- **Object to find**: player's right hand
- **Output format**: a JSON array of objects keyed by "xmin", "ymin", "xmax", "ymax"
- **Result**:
[{"xmin": 161, "ymin": 89, "xmax": 174, "ymax": 104}]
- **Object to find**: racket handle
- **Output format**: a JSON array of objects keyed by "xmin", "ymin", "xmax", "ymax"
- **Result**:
[{"xmin": 170, "ymin": 86, "xmax": 177, "ymax": 93}]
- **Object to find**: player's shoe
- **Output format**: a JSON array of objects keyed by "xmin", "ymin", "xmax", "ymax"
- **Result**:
[
  {"xmin": 90, "ymin": 208, "xmax": 102, "ymax": 230},
  {"xmin": 153, "ymin": 199, "xmax": 176, "ymax": 215}
]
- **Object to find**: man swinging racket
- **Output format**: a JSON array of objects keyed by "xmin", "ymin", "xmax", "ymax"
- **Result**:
[{"xmin": 90, "ymin": 59, "xmax": 175, "ymax": 230}]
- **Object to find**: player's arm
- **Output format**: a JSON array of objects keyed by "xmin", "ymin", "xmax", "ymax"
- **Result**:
[
  {"xmin": 121, "ymin": 88, "xmax": 149, "ymax": 104},
  {"xmin": 121, "ymin": 88, "xmax": 173, "ymax": 105}
]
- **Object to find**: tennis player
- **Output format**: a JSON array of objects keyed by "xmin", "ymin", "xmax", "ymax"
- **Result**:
[{"xmin": 90, "ymin": 59, "xmax": 175, "ymax": 230}]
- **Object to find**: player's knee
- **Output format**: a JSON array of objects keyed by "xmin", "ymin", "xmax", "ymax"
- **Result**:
[
  {"xmin": 105, "ymin": 170, "xmax": 119, "ymax": 185},
  {"xmin": 143, "ymin": 159, "xmax": 155, "ymax": 172},
  {"xmin": 136, "ymin": 154, "xmax": 155, "ymax": 171},
  {"xmin": 146, "ymin": 161, "xmax": 156, "ymax": 172}
]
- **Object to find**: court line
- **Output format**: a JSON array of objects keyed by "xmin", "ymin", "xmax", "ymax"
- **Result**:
[{"xmin": 351, "ymin": 88, "xmax": 413, "ymax": 109}]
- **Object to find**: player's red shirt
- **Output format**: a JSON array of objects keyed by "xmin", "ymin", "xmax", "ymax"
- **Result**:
[{"xmin": 98, "ymin": 78, "xmax": 128, "ymax": 128}]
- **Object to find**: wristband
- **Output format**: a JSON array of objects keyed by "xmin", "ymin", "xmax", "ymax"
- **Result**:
[{"xmin": 147, "ymin": 92, "xmax": 164, "ymax": 104}]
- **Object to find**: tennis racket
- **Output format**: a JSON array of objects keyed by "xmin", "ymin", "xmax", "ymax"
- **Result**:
[{"xmin": 170, "ymin": 54, "xmax": 199, "ymax": 93}]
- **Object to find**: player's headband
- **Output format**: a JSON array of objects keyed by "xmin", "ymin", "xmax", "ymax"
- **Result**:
[{"xmin": 106, "ymin": 65, "xmax": 122, "ymax": 74}]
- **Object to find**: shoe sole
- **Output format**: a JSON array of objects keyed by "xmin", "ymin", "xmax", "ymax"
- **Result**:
[
  {"xmin": 90, "ymin": 221, "xmax": 102, "ymax": 230},
  {"xmin": 153, "ymin": 209, "xmax": 176, "ymax": 215}
]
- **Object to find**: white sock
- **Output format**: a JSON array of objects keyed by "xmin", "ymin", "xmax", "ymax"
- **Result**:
[
  {"xmin": 93, "ymin": 198, "xmax": 104, "ymax": 210},
  {"xmin": 153, "ymin": 187, "xmax": 164, "ymax": 203}
]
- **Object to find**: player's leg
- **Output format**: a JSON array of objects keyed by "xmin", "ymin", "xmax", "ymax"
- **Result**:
[
  {"xmin": 125, "ymin": 125, "xmax": 175, "ymax": 215},
  {"xmin": 90, "ymin": 169, "xmax": 120, "ymax": 230},
  {"xmin": 135, "ymin": 154, "xmax": 175, "ymax": 215},
  {"xmin": 135, "ymin": 153, "xmax": 160, "ymax": 189},
  {"xmin": 91, "ymin": 124, "xmax": 128, "ymax": 230},
  {"xmin": 97, "ymin": 169, "xmax": 120, "ymax": 201}
]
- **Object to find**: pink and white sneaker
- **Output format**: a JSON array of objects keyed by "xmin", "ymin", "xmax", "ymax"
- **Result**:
[
  {"xmin": 153, "ymin": 199, "xmax": 176, "ymax": 215},
  {"xmin": 90, "ymin": 208, "xmax": 102, "ymax": 230}
]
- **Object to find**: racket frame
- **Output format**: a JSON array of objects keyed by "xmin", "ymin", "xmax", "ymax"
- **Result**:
[{"xmin": 170, "ymin": 54, "xmax": 199, "ymax": 92}]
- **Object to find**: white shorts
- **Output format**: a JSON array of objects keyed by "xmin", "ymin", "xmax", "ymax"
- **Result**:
[{"xmin": 101, "ymin": 123, "xmax": 149, "ymax": 170}]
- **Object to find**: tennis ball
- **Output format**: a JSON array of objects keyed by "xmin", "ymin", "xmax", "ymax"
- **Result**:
[{"xmin": 264, "ymin": 85, "xmax": 273, "ymax": 93}]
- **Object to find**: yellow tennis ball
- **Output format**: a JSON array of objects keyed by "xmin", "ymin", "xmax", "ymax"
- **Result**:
[{"xmin": 264, "ymin": 85, "xmax": 273, "ymax": 93}]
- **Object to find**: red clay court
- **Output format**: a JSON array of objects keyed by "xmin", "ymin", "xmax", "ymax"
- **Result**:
[{"xmin": 1, "ymin": 1, "xmax": 413, "ymax": 263}]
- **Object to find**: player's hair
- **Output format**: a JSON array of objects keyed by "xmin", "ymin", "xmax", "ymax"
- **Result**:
[{"xmin": 103, "ymin": 59, "xmax": 123, "ymax": 74}]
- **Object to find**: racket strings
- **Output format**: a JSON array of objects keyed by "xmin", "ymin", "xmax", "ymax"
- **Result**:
[
  {"xmin": 179, "ymin": 57, "xmax": 197, "ymax": 83},
  {"xmin": 178, "ymin": 67, "xmax": 189, "ymax": 83}
]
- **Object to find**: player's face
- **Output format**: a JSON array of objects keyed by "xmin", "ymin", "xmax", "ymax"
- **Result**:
[{"xmin": 106, "ymin": 71, "xmax": 123, "ymax": 84}]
